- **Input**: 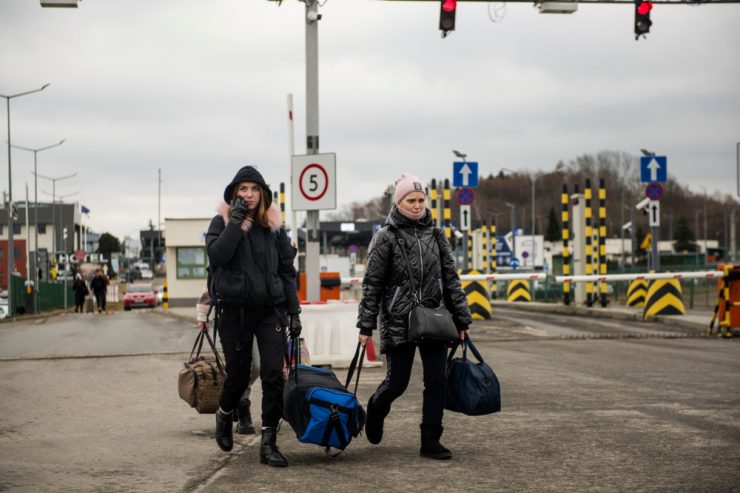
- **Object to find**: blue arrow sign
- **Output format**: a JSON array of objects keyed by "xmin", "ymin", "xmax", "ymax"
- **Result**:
[
  {"xmin": 640, "ymin": 156, "xmax": 667, "ymax": 183},
  {"xmin": 453, "ymin": 162, "xmax": 479, "ymax": 188},
  {"xmin": 510, "ymin": 257, "xmax": 520, "ymax": 269}
]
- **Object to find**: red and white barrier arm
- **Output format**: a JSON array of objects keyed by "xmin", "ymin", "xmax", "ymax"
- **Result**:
[
  {"xmin": 554, "ymin": 271, "xmax": 725, "ymax": 283},
  {"xmin": 342, "ymin": 273, "xmax": 547, "ymax": 286}
]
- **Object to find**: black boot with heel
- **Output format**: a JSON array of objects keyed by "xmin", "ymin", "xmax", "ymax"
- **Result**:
[
  {"xmin": 420, "ymin": 424, "xmax": 452, "ymax": 460},
  {"xmin": 260, "ymin": 428, "xmax": 288, "ymax": 467},
  {"xmin": 236, "ymin": 399, "xmax": 255, "ymax": 435},
  {"xmin": 215, "ymin": 408, "xmax": 234, "ymax": 452}
]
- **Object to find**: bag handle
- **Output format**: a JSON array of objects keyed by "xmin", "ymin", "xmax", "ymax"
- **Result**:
[
  {"xmin": 447, "ymin": 336, "xmax": 485, "ymax": 365},
  {"xmin": 202, "ymin": 329, "xmax": 226, "ymax": 376},
  {"xmin": 392, "ymin": 229, "xmax": 421, "ymax": 304},
  {"xmin": 344, "ymin": 342, "xmax": 365, "ymax": 395}
]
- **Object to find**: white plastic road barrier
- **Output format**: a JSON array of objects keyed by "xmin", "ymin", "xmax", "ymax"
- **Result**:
[
  {"xmin": 300, "ymin": 300, "xmax": 381, "ymax": 369},
  {"xmin": 554, "ymin": 271, "xmax": 725, "ymax": 283},
  {"xmin": 342, "ymin": 273, "xmax": 546, "ymax": 286}
]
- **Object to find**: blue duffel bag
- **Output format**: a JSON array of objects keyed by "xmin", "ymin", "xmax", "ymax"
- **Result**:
[
  {"xmin": 445, "ymin": 336, "xmax": 501, "ymax": 416},
  {"xmin": 283, "ymin": 341, "xmax": 366, "ymax": 454}
]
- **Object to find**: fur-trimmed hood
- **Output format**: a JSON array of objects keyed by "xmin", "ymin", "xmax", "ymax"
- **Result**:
[{"xmin": 217, "ymin": 201, "xmax": 283, "ymax": 232}]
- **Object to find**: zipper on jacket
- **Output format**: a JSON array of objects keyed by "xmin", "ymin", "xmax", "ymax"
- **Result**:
[
  {"xmin": 387, "ymin": 286, "xmax": 401, "ymax": 312},
  {"xmin": 414, "ymin": 228, "xmax": 423, "ymax": 301}
]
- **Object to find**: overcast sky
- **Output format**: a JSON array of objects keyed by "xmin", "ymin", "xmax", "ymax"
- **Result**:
[{"xmin": 2, "ymin": 0, "xmax": 739, "ymax": 243}]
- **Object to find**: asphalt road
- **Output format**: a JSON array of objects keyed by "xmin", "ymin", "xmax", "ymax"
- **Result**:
[{"xmin": 0, "ymin": 308, "xmax": 738, "ymax": 492}]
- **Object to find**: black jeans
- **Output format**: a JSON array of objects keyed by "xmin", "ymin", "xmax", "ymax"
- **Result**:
[
  {"xmin": 371, "ymin": 342, "xmax": 448, "ymax": 426},
  {"xmin": 94, "ymin": 292, "xmax": 106, "ymax": 312},
  {"xmin": 218, "ymin": 305, "xmax": 286, "ymax": 428}
]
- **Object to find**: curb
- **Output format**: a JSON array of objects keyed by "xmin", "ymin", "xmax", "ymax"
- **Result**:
[{"xmin": 490, "ymin": 300, "xmax": 708, "ymax": 335}]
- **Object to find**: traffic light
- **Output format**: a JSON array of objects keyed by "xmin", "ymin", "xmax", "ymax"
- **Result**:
[
  {"xmin": 439, "ymin": 0, "xmax": 457, "ymax": 37},
  {"xmin": 634, "ymin": 0, "xmax": 653, "ymax": 39}
]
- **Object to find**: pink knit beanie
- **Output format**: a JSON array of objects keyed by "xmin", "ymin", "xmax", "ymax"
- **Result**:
[{"xmin": 394, "ymin": 173, "xmax": 425, "ymax": 205}]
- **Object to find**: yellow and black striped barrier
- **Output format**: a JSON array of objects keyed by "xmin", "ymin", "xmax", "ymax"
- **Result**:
[
  {"xmin": 507, "ymin": 280, "xmax": 531, "ymax": 302},
  {"xmin": 460, "ymin": 269, "xmax": 491, "ymax": 320},
  {"xmin": 163, "ymin": 281, "xmax": 169, "ymax": 310},
  {"xmin": 643, "ymin": 279, "xmax": 685, "ymax": 319},
  {"xmin": 626, "ymin": 279, "xmax": 647, "ymax": 307}
]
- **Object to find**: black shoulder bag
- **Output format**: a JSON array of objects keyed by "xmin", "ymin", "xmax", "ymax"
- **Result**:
[{"xmin": 393, "ymin": 228, "xmax": 459, "ymax": 345}]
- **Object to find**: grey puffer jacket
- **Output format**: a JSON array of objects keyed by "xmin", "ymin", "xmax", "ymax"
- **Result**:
[{"xmin": 356, "ymin": 207, "xmax": 472, "ymax": 353}]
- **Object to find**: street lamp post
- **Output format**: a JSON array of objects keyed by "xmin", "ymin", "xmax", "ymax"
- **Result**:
[
  {"xmin": 35, "ymin": 172, "xmax": 77, "ymax": 257},
  {"xmin": 62, "ymin": 227, "xmax": 68, "ymax": 310},
  {"xmin": 1, "ymin": 83, "xmax": 50, "ymax": 317},
  {"xmin": 505, "ymin": 202, "xmax": 516, "ymax": 258},
  {"xmin": 10, "ymin": 139, "xmax": 65, "ymax": 313}
]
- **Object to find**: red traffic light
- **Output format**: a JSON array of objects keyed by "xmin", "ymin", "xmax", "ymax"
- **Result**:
[
  {"xmin": 442, "ymin": 0, "xmax": 457, "ymax": 12},
  {"xmin": 637, "ymin": 1, "xmax": 652, "ymax": 15}
]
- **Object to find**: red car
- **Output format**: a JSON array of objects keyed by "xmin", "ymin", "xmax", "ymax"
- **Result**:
[{"xmin": 123, "ymin": 283, "xmax": 157, "ymax": 310}]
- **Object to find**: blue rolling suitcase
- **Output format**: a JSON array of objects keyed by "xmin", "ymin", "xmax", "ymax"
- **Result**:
[{"xmin": 283, "ymin": 341, "xmax": 366, "ymax": 454}]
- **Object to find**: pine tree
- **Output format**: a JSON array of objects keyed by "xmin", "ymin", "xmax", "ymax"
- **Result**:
[
  {"xmin": 673, "ymin": 216, "xmax": 698, "ymax": 252},
  {"xmin": 545, "ymin": 206, "xmax": 560, "ymax": 242}
]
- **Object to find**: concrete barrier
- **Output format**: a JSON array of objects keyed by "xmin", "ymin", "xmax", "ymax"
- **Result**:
[{"xmin": 300, "ymin": 300, "xmax": 381, "ymax": 369}]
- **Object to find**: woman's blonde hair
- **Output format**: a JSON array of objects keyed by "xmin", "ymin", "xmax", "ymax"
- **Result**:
[{"xmin": 232, "ymin": 184, "xmax": 271, "ymax": 229}]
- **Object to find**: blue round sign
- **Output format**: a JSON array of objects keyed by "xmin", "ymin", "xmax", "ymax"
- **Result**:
[
  {"xmin": 510, "ymin": 257, "xmax": 520, "ymax": 269},
  {"xmin": 645, "ymin": 182, "xmax": 664, "ymax": 201},
  {"xmin": 457, "ymin": 187, "xmax": 475, "ymax": 206}
]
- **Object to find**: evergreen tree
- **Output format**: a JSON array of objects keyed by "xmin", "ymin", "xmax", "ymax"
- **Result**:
[
  {"xmin": 673, "ymin": 216, "xmax": 698, "ymax": 252},
  {"xmin": 545, "ymin": 206, "xmax": 560, "ymax": 242}
]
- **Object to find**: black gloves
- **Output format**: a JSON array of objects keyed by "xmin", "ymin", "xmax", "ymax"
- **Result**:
[
  {"xmin": 289, "ymin": 314, "xmax": 302, "ymax": 338},
  {"xmin": 229, "ymin": 197, "xmax": 249, "ymax": 226}
]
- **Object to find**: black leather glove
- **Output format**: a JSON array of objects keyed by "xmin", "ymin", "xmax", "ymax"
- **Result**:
[
  {"xmin": 289, "ymin": 314, "xmax": 302, "ymax": 338},
  {"xmin": 229, "ymin": 197, "xmax": 249, "ymax": 226}
]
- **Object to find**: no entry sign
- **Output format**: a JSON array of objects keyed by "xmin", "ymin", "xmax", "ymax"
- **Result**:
[{"xmin": 291, "ymin": 153, "xmax": 337, "ymax": 211}]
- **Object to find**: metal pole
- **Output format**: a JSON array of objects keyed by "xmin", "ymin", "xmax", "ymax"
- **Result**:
[
  {"xmin": 730, "ymin": 209, "xmax": 736, "ymax": 262},
  {"xmin": 531, "ymin": 176, "xmax": 536, "ymax": 270},
  {"xmin": 510, "ymin": 205, "xmax": 516, "ymax": 258},
  {"xmin": 630, "ymin": 208, "xmax": 636, "ymax": 272},
  {"xmin": 304, "ymin": 0, "xmax": 320, "ymax": 302},
  {"xmin": 287, "ymin": 94, "xmax": 298, "ymax": 270},
  {"xmin": 33, "ymin": 151, "xmax": 38, "ymax": 312},
  {"xmin": 703, "ymin": 193, "xmax": 708, "ymax": 265},
  {"xmin": 6, "ymin": 98, "xmax": 13, "ymax": 316},
  {"xmin": 620, "ymin": 185, "xmax": 625, "ymax": 270},
  {"xmin": 158, "ymin": 168, "xmax": 161, "ymax": 270},
  {"xmin": 63, "ymin": 228, "xmax": 67, "ymax": 310}
]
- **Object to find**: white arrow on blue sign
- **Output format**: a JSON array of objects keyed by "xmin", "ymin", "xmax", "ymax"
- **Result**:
[
  {"xmin": 510, "ymin": 257, "xmax": 520, "ymax": 269},
  {"xmin": 453, "ymin": 162, "xmax": 479, "ymax": 188},
  {"xmin": 640, "ymin": 156, "xmax": 667, "ymax": 183}
]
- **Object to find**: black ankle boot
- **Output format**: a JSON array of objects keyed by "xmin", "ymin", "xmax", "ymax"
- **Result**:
[
  {"xmin": 420, "ymin": 424, "xmax": 452, "ymax": 460},
  {"xmin": 365, "ymin": 395, "xmax": 386, "ymax": 445},
  {"xmin": 215, "ymin": 408, "xmax": 234, "ymax": 452},
  {"xmin": 236, "ymin": 399, "xmax": 255, "ymax": 435},
  {"xmin": 260, "ymin": 428, "xmax": 288, "ymax": 467}
]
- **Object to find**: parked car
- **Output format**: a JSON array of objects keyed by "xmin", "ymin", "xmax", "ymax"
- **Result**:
[
  {"xmin": 123, "ymin": 283, "xmax": 157, "ymax": 311},
  {"xmin": 139, "ymin": 267, "xmax": 154, "ymax": 280}
]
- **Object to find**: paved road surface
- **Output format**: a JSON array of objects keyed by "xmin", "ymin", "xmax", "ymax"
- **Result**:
[{"xmin": 0, "ymin": 308, "xmax": 738, "ymax": 492}]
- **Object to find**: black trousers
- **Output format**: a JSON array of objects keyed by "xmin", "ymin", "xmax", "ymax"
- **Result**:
[
  {"xmin": 94, "ymin": 292, "xmax": 106, "ymax": 312},
  {"xmin": 218, "ymin": 305, "xmax": 286, "ymax": 428},
  {"xmin": 371, "ymin": 342, "xmax": 448, "ymax": 427}
]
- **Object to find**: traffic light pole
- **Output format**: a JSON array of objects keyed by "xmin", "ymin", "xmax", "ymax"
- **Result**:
[{"xmin": 305, "ymin": 0, "xmax": 321, "ymax": 302}]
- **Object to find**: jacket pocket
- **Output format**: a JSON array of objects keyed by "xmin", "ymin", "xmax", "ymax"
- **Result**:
[
  {"xmin": 386, "ymin": 286, "xmax": 401, "ymax": 313},
  {"xmin": 215, "ymin": 269, "xmax": 246, "ymax": 301}
]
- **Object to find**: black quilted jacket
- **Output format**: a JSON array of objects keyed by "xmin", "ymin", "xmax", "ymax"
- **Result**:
[{"xmin": 356, "ymin": 207, "xmax": 472, "ymax": 353}]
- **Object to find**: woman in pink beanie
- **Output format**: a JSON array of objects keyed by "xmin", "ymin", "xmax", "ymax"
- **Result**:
[{"xmin": 356, "ymin": 172, "xmax": 472, "ymax": 460}]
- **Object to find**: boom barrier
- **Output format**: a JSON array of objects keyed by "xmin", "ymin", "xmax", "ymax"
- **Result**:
[{"xmin": 555, "ymin": 271, "xmax": 724, "ymax": 283}]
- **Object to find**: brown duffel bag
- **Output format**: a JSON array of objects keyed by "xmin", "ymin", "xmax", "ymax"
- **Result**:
[{"xmin": 178, "ymin": 329, "xmax": 226, "ymax": 414}]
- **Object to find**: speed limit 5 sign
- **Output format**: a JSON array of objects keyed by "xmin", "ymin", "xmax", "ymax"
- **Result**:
[{"xmin": 291, "ymin": 153, "xmax": 337, "ymax": 211}]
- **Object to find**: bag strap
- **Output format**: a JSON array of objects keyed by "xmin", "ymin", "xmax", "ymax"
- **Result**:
[
  {"xmin": 344, "ymin": 342, "xmax": 365, "ymax": 395},
  {"xmin": 464, "ymin": 336, "xmax": 486, "ymax": 364},
  {"xmin": 391, "ymin": 228, "xmax": 420, "ymax": 303},
  {"xmin": 189, "ymin": 330, "xmax": 205, "ymax": 362},
  {"xmin": 202, "ymin": 328, "xmax": 226, "ymax": 377},
  {"xmin": 321, "ymin": 407, "xmax": 348, "ymax": 456}
]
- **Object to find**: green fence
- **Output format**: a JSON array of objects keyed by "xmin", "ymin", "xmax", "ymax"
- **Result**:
[{"xmin": 10, "ymin": 275, "xmax": 74, "ymax": 314}]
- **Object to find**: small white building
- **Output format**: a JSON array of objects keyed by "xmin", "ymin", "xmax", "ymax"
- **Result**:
[{"xmin": 163, "ymin": 217, "xmax": 210, "ymax": 306}]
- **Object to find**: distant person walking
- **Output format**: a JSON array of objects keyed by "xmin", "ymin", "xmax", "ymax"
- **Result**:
[
  {"xmin": 72, "ymin": 274, "xmax": 89, "ymax": 313},
  {"xmin": 90, "ymin": 269, "xmax": 108, "ymax": 313},
  {"xmin": 206, "ymin": 165, "xmax": 301, "ymax": 467},
  {"xmin": 357, "ymin": 172, "xmax": 472, "ymax": 460}
]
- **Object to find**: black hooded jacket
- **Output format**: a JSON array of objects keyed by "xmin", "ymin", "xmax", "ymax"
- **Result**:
[
  {"xmin": 206, "ymin": 166, "xmax": 299, "ymax": 316},
  {"xmin": 356, "ymin": 207, "xmax": 472, "ymax": 353}
]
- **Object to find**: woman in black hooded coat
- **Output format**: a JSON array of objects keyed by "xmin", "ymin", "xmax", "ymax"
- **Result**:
[
  {"xmin": 357, "ymin": 173, "xmax": 472, "ymax": 460},
  {"xmin": 206, "ymin": 165, "xmax": 301, "ymax": 467}
]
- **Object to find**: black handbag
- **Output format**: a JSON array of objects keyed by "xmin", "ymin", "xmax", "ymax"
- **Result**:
[
  {"xmin": 445, "ymin": 336, "xmax": 501, "ymax": 416},
  {"xmin": 393, "ymin": 229, "xmax": 459, "ymax": 345}
]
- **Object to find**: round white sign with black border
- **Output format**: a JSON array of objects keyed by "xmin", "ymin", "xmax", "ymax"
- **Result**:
[{"xmin": 291, "ymin": 153, "xmax": 336, "ymax": 211}]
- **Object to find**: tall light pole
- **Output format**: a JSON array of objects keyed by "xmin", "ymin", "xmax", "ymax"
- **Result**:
[
  {"xmin": 35, "ymin": 171, "xmax": 77, "ymax": 256},
  {"xmin": 10, "ymin": 139, "xmax": 65, "ymax": 313},
  {"xmin": 505, "ymin": 202, "xmax": 516, "ymax": 258},
  {"xmin": 452, "ymin": 150, "xmax": 468, "ymax": 260},
  {"xmin": 1, "ymin": 83, "xmax": 49, "ymax": 317}
]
